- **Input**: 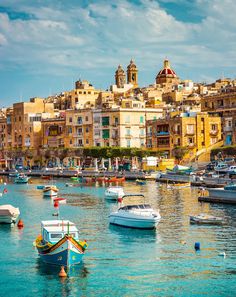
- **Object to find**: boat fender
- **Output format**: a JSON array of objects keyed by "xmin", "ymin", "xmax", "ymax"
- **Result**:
[
  {"xmin": 17, "ymin": 219, "xmax": 24, "ymax": 228},
  {"xmin": 194, "ymin": 242, "xmax": 200, "ymax": 251},
  {"xmin": 59, "ymin": 266, "xmax": 67, "ymax": 277}
]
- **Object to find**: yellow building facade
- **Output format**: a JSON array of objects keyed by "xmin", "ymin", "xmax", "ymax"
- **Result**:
[{"xmin": 146, "ymin": 112, "xmax": 222, "ymax": 160}]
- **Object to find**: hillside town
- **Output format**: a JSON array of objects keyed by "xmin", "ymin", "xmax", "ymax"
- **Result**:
[{"xmin": 0, "ymin": 58, "xmax": 235, "ymax": 169}]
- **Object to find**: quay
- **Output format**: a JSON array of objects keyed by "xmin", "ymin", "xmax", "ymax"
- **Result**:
[{"xmin": 0, "ymin": 169, "xmax": 148, "ymax": 180}]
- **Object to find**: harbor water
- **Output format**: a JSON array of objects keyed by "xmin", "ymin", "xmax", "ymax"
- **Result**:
[{"xmin": 0, "ymin": 178, "xmax": 235, "ymax": 296}]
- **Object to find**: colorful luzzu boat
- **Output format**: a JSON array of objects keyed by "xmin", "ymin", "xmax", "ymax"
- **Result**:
[
  {"xmin": 35, "ymin": 220, "xmax": 88, "ymax": 266},
  {"xmin": 43, "ymin": 185, "xmax": 59, "ymax": 197},
  {"xmin": 14, "ymin": 174, "xmax": 30, "ymax": 184}
]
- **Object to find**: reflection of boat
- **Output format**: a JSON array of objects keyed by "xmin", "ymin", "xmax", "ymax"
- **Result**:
[
  {"xmin": 167, "ymin": 182, "xmax": 190, "ymax": 189},
  {"xmin": 109, "ymin": 194, "xmax": 161, "ymax": 229},
  {"xmin": 136, "ymin": 179, "xmax": 146, "ymax": 185},
  {"xmin": 35, "ymin": 220, "xmax": 88, "ymax": 266},
  {"xmin": 37, "ymin": 185, "xmax": 45, "ymax": 190},
  {"xmin": 190, "ymin": 214, "xmax": 223, "ymax": 225},
  {"xmin": 43, "ymin": 185, "xmax": 58, "ymax": 197},
  {"xmin": 53, "ymin": 197, "xmax": 67, "ymax": 204},
  {"xmin": 14, "ymin": 174, "xmax": 30, "ymax": 184},
  {"xmin": 105, "ymin": 187, "xmax": 125, "ymax": 200},
  {"xmin": 0, "ymin": 204, "xmax": 20, "ymax": 224}
]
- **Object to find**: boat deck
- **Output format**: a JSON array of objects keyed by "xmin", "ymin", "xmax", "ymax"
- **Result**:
[{"xmin": 198, "ymin": 196, "xmax": 236, "ymax": 204}]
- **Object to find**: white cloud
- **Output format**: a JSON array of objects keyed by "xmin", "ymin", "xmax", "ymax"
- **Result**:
[{"xmin": 0, "ymin": 0, "xmax": 235, "ymax": 84}]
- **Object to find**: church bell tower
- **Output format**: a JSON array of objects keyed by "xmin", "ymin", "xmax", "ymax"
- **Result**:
[{"xmin": 127, "ymin": 59, "xmax": 138, "ymax": 88}]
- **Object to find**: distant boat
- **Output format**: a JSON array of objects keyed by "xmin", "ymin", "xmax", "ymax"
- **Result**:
[
  {"xmin": 35, "ymin": 220, "xmax": 88, "ymax": 266},
  {"xmin": 43, "ymin": 185, "xmax": 58, "ymax": 197},
  {"xmin": 105, "ymin": 186, "xmax": 125, "ymax": 200},
  {"xmin": 71, "ymin": 176, "xmax": 79, "ymax": 181},
  {"xmin": 136, "ymin": 179, "xmax": 146, "ymax": 185},
  {"xmin": 105, "ymin": 177, "xmax": 125, "ymax": 183},
  {"xmin": 9, "ymin": 170, "xmax": 19, "ymax": 177},
  {"xmin": 190, "ymin": 214, "xmax": 223, "ymax": 225},
  {"xmin": 167, "ymin": 182, "xmax": 191, "ymax": 189},
  {"xmin": 14, "ymin": 174, "xmax": 30, "ymax": 184},
  {"xmin": 109, "ymin": 194, "xmax": 161, "ymax": 229},
  {"xmin": 214, "ymin": 162, "xmax": 229, "ymax": 173},
  {"xmin": 0, "ymin": 204, "xmax": 20, "ymax": 224},
  {"xmin": 41, "ymin": 175, "xmax": 52, "ymax": 180}
]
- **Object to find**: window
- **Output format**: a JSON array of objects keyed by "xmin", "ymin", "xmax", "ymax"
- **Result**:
[
  {"xmin": 126, "ymin": 128, "xmax": 131, "ymax": 136},
  {"xmin": 77, "ymin": 117, "xmax": 82, "ymax": 124},
  {"xmin": 86, "ymin": 127, "xmax": 89, "ymax": 133},
  {"xmin": 78, "ymin": 139, "xmax": 83, "ymax": 146},
  {"xmin": 125, "ymin": 115, "xmax": 130, "ymax": 123},
  {"xmin": 188, "ymin": 137, "xmax": 194, "ymax": 144},
  {"xmin": 211, "ymin": 124, "xmax": 217, "ymax": 131},
  {"xmin": 102, "ymin": 129, "xmax": 110, "ymax": 139},
  {"xmin": 140, "ymin": 116, "xmax": 144, "ymax": 123},
  {"xmin": 70, "ymin": 139, "xmax": 73, "ymax": 145},
  {"xmin": 186, "ymin": 124, "xmax": 194, "ymax": 134},
  {"xmin": 126, "ymin": 139, "xmax": 131, "ymax": 147},
  {"xmin": 50, "ymin": 233, "xmax": 63, "ymax": 240},
  {"xmin": 68, "ymin": 127, "xmax": 72, "ymax": 134},
  {"xmin": 94, "ymin": 117, "xmax": 100, "ymax": 124},
  {"xmin": 85, "ymin": 116, "xmax": 88, "ymax": 121},
  {"xmin": 86, "ymin": 139, "xmax": 89, "ymax": 144},
  {"xmin": 102, "ymin": 117, "xmax": 109, "ymax": 126},
  {"xmin": 69, "ymin": 117, "xmax": 72, "ymax": 123},
  {"xmin": 77, "ymin": 128, "xmax": 82, "ymax": 135},
  {"xmin": 140, "ymin": 128, "xmax": 144, "ymax": 136}
]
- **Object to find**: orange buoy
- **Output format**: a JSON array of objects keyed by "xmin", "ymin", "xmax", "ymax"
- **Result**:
[
  {"xmin": 17, "ymin": 219, "xmax": 24, "ymax": 228},
  {"xmin": 59, "ymin": 266, "xmax": 67, "ymax": 277}
]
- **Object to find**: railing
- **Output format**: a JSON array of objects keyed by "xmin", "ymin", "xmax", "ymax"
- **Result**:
[
  {"xmin": 156, "ymin": 131, "xmax": 170, "ymax": 136},
  {"xmin": 223, "ymin": 127, "xmax": 232, "ymax": 132},
  {"xmin": 185, "ymin": 131, "xmax": 195, "ymax": 136},
  {"xmin": 210, "ymin": 130, "xmax": 218, "ymax": 135}
]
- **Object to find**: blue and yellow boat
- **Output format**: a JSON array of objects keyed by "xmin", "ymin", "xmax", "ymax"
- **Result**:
[{"xmin": 35, "ymin": 220, "xmax": 87, "ymax": 266}]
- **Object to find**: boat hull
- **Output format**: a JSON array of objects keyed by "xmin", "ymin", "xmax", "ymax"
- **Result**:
[
  {"xmin": 43, "ymin": 190, "xmax": 58, "ymax": 197},
  {"xmin": 207, "ymin": 188, "xmax": 236, "ymax": 200},
  {"xmin": 109, "ymin": 214, "xmax": 160, "ymax": 229},
  {"xmin": 0, "ymin": 206, "xmax": 20, "ymax": 224},
  {"xmin": 37, "ymin": 236, "xmax": 85, "ymax": 266}
]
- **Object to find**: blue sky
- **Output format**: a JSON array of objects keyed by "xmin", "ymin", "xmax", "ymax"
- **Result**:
[{"xmin": 0, "ymin": 0, "xmax": 235, "ymax": 106}]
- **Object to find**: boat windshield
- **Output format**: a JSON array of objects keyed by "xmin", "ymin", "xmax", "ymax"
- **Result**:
[{"xmin": 120, "ymin": 204, "xmax": 152, "ymax": 210}]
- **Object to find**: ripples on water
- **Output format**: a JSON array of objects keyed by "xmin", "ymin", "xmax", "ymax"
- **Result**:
[{"xmin": 0, "ymin": 178, "xmax": 235, "ymax": 296}]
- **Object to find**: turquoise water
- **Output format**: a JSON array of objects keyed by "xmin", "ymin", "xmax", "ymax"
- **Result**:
[{"xmin": 0, "ymin": 178, "xmax": 235, "ymax": 297}]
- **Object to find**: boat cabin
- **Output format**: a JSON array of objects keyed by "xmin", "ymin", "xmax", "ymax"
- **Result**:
[{"xmin": 41, "ymin": 220, "xmax": 79, "ymax": 244}]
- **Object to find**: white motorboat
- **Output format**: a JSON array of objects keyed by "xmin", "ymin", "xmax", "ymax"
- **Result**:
[
  {"xmin": 43, "ymin": 185, "xmax": 58, "ymax": 197},
  {"xmin": 0, "ymin": 204, "xmax": 20, "ymax": 224},
  {"xmin": 105, "ymin": 186, "xmax": 125, "ymax": 200},
  {"xmin": 214, "ymin": 162, "xmax": 229, "ymax": 173},
  {"xmin": 190, "ymin": 213, "xmax": 223, "ymax": 225},
  {"xmin": 109, "ymin": 194, "xmax": 161, "ymax": 229}
]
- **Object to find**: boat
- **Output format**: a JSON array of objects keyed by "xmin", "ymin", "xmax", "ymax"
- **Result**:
[
  {"xmin": 43, "ymin": 185, "xmax": 59, "ymax": 197},
  {"xmin": 41, "ymin": 175, "xmax": 52, "ymax": 180},
  {"xmin": 37, "ymin": 185, "xmax": 45, "ymax": 190},
  {"xmin": 136, "ymin": 179, "xmax": 146, "ymax": 185},
  {"xmin": 167, "ymin": 182, "xmax": 191, "ymax": 189},
  {"xmin": 105, "ymin": 186, "xmax": 125, "ymax": 200},
  {"xmin": 14, "ymin": 174, "xmax": 30, "ymax": 184},
  {"xmin": 214, "ymin": 162, "xmax": 229, "ymax": 173},
  {"xmin": 109, "ymin": 194, "xmax": 161, "ymax": 229},
  {"xmin": 167, "ymin": 165, "xmax": 193, "ymax": 175},
  {"xmin": 71, "ymin": 176, "xmax": 79, "ymax": 182},
  {"xmin": 0, "ymin": 204, "xmax": 20, "ymax": 224},
  {"xmin": 203, "ymin": 183, "xmax": 236, "ymax": 203},
  {"xmin": 105, "ymin": 177, "xmax": 125, "ymax": 183},
  {"xmin": 190, "ymin": 214, "xmax": 223, "ymax": 225},
  {"xmin": 35, "ymin": 220, "xmax": 88, "ymax": 266},
  {"xmin": 8, "ymin": 170, "xmax": 19, "ymax": 177}
]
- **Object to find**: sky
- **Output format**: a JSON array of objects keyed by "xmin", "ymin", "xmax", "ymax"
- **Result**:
[{"xmin": 0, "ymin": 0, "xmax": 236, "ymax": 106}]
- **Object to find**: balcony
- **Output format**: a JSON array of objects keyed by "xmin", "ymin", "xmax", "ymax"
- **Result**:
[
  {"xmin": 223, "ymin": 127, "xmax": 232, "ymax": 132},
  {"xmin": 188, "ymin": 143, "xmax": 196, "ymax": 148},
  {"xmin": 157, "ymin": 143, "xmax": 170, "ymax": 148},
  {"xmin": 125, "ymin": 134, "xmax": 132, "ymax": 138},
  {"xmin": 185, "ymin": 131, "xmax": 195, "ymax": 136},
  {"xmin": 210, "ymin": 130, "xmax": 218, "ymax": 135},
  {"xmin": 156, "ymin": 131, "xmax": 170, "ymax": 137}
]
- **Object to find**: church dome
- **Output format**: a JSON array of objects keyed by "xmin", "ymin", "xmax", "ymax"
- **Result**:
[{"xmin": 157, "ymin": 59, "xmax": 177, "ymax": 78}]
